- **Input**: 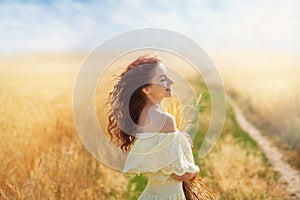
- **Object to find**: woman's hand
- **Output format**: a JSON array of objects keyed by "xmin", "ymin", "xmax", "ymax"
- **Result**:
[{"xmin": 171, "ymin": 167, "xmax": 199, "ymax": 181}]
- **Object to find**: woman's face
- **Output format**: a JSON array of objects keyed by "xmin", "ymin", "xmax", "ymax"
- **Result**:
[{"xmin": 144, "ymin": 64, "xmax": 174, "ymax": 102}]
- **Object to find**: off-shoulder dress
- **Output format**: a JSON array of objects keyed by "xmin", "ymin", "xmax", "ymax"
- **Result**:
[{"xmin": 123, "ymin": 131, "xmax": 199, "ymax": 200}]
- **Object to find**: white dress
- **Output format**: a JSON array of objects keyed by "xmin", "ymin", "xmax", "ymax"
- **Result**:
[{"xmin": 123, "ymin": 131, "xmax": 199, "ymax": 200}]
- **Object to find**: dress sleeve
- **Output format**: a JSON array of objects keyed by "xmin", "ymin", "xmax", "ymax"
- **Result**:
[{"xmin": 123, "ymin": 131, "xmax": 199, "ymax": 176}]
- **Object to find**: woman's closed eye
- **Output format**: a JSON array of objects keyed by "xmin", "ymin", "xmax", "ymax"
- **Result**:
[
  {"xmin": 160, "ymin": 75, "xmax": 169, "ymax": 82},
  {"xmin": 160, "ymin": 77, "xmax": 167, "ymax": 81}
]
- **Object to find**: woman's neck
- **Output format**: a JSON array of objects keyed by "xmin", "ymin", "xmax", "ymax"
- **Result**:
[
  {"xmin": 146, "ymin": 96, "xmax": 163, "ymax": 105},
  {"xmin": 145, "ymin": 100, "xmax": 162, "ymax": 111}
]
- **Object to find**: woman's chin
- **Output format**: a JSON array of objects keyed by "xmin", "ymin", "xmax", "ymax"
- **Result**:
[{"xmin": 165, "ymin": 93, "xmax": 173, "ymax": 97}]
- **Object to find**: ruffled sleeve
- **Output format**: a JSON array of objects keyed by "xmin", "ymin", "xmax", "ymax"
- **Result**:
[{"xmin": 123, "ymin": 131, "xmax": 199, "ymax": 176}]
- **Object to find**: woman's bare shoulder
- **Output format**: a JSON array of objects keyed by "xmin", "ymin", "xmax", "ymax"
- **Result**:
[
  {"xmin": 139, "ymin": 107, "xmax": 177, "ymax": 133},
  {"xmin": 157, "ymin": 112, "xmax": 176, "ymax": 133}
]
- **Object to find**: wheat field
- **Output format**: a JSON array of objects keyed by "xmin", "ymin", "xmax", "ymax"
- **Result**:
[
  {"xmin": 0, "ymin": 53, "xmax": 128, "ymax": 199},
  {"xmin": 213, "ymin": 50, "xmax": 300, "ymax": 170},
  {"xmin": 0, "ymin": 52, "xmax": 291, "ymax": 199}
]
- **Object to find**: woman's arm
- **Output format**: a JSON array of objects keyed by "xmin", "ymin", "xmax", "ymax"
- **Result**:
[
  {"xmin": 159, "ymin": 112, "xmax": 199, "ymax": 181},
  {"xmin": 171, "ymin": 167, "xmax": 199, "ymax": 181}
]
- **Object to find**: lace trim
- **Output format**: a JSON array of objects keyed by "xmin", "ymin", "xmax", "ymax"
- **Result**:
[
  {"xmin": 124, "ymin": 131, "xmax": 198, "ymax": 175},
  {"xmin": 161, "ymin": 162, "xmax": 199, "ymax": 176}
]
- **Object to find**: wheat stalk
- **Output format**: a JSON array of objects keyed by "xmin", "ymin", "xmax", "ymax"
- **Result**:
[{"xmin": 162, "ymin": 93, "xmax": 216, "ymax": 200}]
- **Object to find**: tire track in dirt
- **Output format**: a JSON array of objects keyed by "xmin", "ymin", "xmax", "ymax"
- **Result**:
[{"xmin": 227, "ymin": 95, "xmax": 300, "ymax": 199}]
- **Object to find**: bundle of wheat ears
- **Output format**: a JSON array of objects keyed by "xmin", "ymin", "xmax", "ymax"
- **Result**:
[
  {"xmin": 163, "ymin": 93, "xmax": 216, "ymax": 200},
  {"xmin": 183, "ymin": 176, "xmax": 216, "ymax": 200}
]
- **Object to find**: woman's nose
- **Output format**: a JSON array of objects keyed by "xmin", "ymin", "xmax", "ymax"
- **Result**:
[{"xmin": 168, "ymin": 77, "xmax": 174, "ymax": 86}]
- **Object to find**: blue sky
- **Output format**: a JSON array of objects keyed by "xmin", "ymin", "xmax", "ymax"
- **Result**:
[{"xmin": 0, "ymin": 0, "xmax": 299, "ymax": 54}]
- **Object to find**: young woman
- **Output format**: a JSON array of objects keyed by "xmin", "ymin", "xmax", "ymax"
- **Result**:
[{"xmin": 107, "ymin": 54, "xmax": 199, "ymax": 199}]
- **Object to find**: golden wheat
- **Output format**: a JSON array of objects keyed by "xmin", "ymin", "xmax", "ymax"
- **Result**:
[
  {"xmin": 212, "ymin": 50, "xmax": 300, "ymax": 172},
  {"xmin": 0, "ymin": 86, "xmax": 128, "ymax": 199},
  {"xmin": 0, "ymin": 55, "xmax": 128, "ymax": 199},
  {"xmin": 161, "ymin": 91, "xmax": 289, "ymax": 199},
  {"xmin": 0, "ymin": 52, "xmax": 292, "ymax": 199}
]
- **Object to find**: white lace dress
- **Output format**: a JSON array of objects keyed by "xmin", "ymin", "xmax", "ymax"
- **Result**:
[{"xmin": 123, "ymin": 131, "xmax": 199, "ymax": 200}]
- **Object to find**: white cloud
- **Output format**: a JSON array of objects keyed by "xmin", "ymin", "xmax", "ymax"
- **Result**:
[{"xmin": 0, "ymin": 0, "xmax": 299, "ymax": 54}]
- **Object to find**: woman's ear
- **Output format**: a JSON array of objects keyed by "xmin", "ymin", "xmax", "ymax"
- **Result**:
[{"xmin": 142, "ymin": 87, "xmax": 150, "ymax": 94}]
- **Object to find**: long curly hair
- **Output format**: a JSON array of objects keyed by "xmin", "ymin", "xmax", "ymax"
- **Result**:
[{"xmin": 107, "ymin": 54, "xmax": 161, "ymax": 152}]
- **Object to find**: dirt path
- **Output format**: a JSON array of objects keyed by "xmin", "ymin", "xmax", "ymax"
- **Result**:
[{"xmin": 227, "ymin": 95, "xmax": 300, "ymax": 199}]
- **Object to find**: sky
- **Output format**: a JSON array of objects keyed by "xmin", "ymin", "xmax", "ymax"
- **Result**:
[{"xmin": 0, "ymin": 0, "xmax": 299, "ymax": 54}]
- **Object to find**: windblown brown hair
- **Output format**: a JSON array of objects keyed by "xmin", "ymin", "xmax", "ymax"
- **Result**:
[{"xmin": 107, "ymin": 54, "xmax": 161, "ymax": 152}]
